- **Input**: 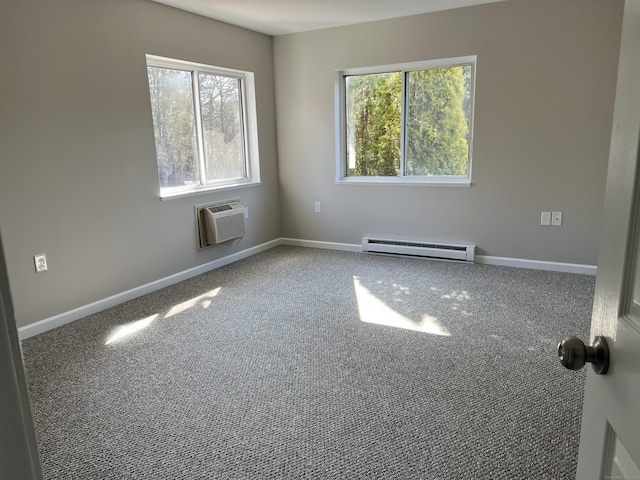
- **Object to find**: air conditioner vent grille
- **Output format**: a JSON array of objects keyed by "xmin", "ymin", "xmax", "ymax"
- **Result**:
[{"xmin": 207, "ymin": 204, "xmax": 233, "ymax": 214}]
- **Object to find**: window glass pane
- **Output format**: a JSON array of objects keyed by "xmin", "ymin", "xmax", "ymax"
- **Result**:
[
  {"xmin": 406, "ymin": 66, "xmax": 471, "ymax": 176},
  {"xmin": 345, "ymin": 72, "xmax": 402, "ymax": 176},
  {"xmin": 146, "ymin": 67, "xmax": 200, "ymax": 188},
  {"xmin": 198, "ymin": 73, "xmax": 246, "ymax": 182}
]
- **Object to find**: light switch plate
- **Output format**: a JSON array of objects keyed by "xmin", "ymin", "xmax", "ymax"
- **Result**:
[{"xmin": 552, "ymin": 211, "xmax": 563, "ymax": 226}]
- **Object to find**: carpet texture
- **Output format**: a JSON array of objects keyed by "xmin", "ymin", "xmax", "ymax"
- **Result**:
[{"xmin": 21, "ymin": 246, "xmax": 594, "ymax": 479}]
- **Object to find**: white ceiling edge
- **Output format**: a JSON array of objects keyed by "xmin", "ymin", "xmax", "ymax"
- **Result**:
[{"xmin": 150, "ymin": 0, "xmax": 510, "ymax": 36}]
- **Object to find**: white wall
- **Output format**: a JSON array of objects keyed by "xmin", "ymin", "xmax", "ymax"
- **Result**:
[
  {"xmin": 0, "ymin": 0, "xmax": 281, "ymax": 328},
  {"xmin": 273, "ymin": 0, "xmax": 623, "ymax": 265}
]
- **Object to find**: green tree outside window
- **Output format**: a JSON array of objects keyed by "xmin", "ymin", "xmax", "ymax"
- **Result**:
[{"xmin": 345, "ymin": 62, "xmax": 472, "ymax": 179}]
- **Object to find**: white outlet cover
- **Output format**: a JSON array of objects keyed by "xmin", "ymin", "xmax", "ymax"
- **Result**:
[
  {"xmin": 34, "ymin": 254, "xmax": 48, "ymax": 273},
  {"xmin": 541, "ymin": 212, "xmax": 551, "ymax": 226},
  {"xmin": 552, "ymin": 211, "xmax": 563, "ymax": 226}
]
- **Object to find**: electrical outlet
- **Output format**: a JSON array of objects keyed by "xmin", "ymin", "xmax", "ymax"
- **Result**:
[
  {"xmin": 315, "ymin": 202, "xmax": 321, "ymax": 213},
  {"xmin": 541, "ymin": 212, "xmax": 551, "ymax": 226},
  {"xmin": 552, "ymin": 211, "xmax": 563, "ymax": 226},
  {"xmin": 34, "ymin": 254, "xmax": 48, "ymax": 273},
  {"xmin": 243, "ymin": 207, "xmax": 249, "ymax": 219}
]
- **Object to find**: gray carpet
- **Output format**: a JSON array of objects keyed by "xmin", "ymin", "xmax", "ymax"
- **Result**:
[{"xmin": 21, "ymin": 246, "xmax": 593, "ymax": 479}]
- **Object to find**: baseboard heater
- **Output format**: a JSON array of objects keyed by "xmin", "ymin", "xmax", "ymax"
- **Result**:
[
  {"xmin": 196, "ymin": 201, "xmax": 246, "ymax": 248},
  {"xmin": 362, "ymin": 237, "xmax": 475, "ymax": 263}
]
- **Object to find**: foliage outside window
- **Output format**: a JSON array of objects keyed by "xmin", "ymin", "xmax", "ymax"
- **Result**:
[
  {"xmin": 145, "ymin": 55, "xmax": 260, "ymax": 198},
  {"xmin": 338, "ymin": 56, "xmax": 476, "ymax": 184}
]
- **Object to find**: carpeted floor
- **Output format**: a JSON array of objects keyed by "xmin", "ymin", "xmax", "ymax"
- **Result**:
[{"xmin": 21, "ymin": 246, "xmax": 593, "ymax": 479}]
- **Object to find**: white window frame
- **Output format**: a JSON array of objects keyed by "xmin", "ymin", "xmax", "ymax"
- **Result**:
[
  {"xmin": 335, "ymin": 56, "xmax": 476, "ymax": 186},
  {"xmin": 146, "ymin": 55, "xmax": 261, "ymax": 199}
]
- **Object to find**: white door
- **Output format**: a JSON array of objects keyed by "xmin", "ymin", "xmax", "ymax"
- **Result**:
[{"xmin": 571, "ymin": 1, "xmax": 640, "ymax": 478}]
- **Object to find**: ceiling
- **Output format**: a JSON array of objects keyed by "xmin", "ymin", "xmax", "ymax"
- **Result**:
[{"xmin": 150, "ymin": 0, "xmax": 509, "ymax": 36}]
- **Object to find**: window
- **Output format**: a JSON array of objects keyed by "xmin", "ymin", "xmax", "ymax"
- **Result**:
[
  {"xmin": 145, "ymin": 55, "xmax": 260, "ymax": 198},
  {"xmin": 336, "ymin": 56, "xmax": 476, "ymax": 185}
]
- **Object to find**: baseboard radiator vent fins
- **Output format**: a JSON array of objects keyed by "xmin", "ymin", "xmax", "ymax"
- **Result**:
[
  {"xmin": 362, "ymin": 237, "xmax": 475, "ymax": 263},
  {"xmin": 196, "ymin": 201, "xmax": 246, "ymax": 248}
]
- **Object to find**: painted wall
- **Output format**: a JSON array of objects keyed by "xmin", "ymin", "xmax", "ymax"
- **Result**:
[
  {"xmin": 273, "ymin": 0, "xmax": 623, "ymax": 265},
  {"xmin": 0, "ymin": 0, "xmax": 626, "ymax": 330},
  {"xmin": 0, "ymin": 0, "xmax": 280, "ymax": 327}
]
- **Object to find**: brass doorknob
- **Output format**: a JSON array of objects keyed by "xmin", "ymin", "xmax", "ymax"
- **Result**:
[{"xmin": 557, "ymin": 336, "xmax": 609, "ymax": 375}]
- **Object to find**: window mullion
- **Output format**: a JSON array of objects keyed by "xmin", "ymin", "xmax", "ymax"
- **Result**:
[
  {"xmin": 238, "ymin": 79, "xmax": 249, "ymax": 179},
  {"xmin": 400, "ymin": 71, "xmax": 408, "ymax": 177},
  {"xmin": 192, "ymin": 69, "xmax": 207, "ymax": 186},
  {"xmin": 340, "ymin": 74, "xmax": 348, "ymax": 180}
]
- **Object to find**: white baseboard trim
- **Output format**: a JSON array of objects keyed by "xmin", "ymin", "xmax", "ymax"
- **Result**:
[
  {"xmin": 281, "ymin": 238, "xmax": 361, "ymax": 252},
  {"xmin": 280, "ymin": 239, "xmax": 597, "ymax": 275},
  {"xmin": 476, "ymin": 255, "xmax": 597, "ymax": 275},
  {"xmin": 18, "ymin": 237, "xmax": 596, "ymax": 339},
  {"xmin": 18, "ymin": 238, "xmax": 282, "ymax": 340}
]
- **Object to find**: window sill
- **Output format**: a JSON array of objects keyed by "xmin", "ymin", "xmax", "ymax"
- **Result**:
[
  {"xmin": 160, "ymin": 180, "xmax": 261, "ymax": 200},
  {"xmin": 335, "ymin": 177, "xmax": 471, "ymax": 187}
]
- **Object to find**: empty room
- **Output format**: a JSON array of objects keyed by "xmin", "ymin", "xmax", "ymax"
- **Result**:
[{"xmin": 2, "ymin": 0, "xmax": 639, "ymax": 478}]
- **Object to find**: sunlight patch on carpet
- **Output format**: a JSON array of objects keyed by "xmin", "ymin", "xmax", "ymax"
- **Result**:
[
  {"xmin": 164, "ymin": 288, "xmax": 221, "ymax": 319},
  {"xmin": 353, "ymin": 276, "xmax": 450, "ymax": 336},
  {"xmin": 105, "ymin": 314, "xmax": 159, "ymax": 345}
]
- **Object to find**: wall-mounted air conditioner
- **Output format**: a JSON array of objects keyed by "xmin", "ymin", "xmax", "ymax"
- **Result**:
[{"xmin": 196, "ymin": 201, "xmax": 246, "ymax": 248}]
